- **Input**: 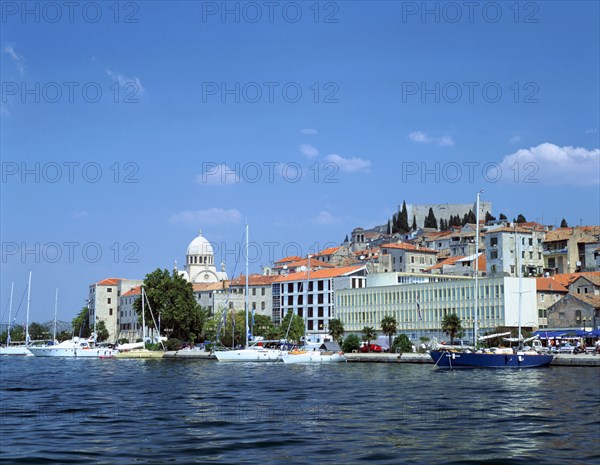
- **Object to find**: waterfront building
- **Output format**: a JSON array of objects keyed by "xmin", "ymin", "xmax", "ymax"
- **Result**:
[
  {"xmin": 485, "ymin": 225, "xmax": 546, "ymax": 277},
  {"xmin": 546, "ymin": 293, "xmax": 600, "ymax": 331},
  {"xmin": 536, "ymin": 277, "xmax": 568, "ymax": 329},
  {"xmin": 88, "ymin": 278, "xmax": 143, "ymax": 342},
  {"xmin": 543, "ymin": 226, "xmax": 600, "ymax": 274},
  {"xmin": 272, "ymin": 265, "xmax": 367, "ymax": 340},
  {"xmin": 335, "ymin": 275, "xmax": 538, "ymax": 342}
]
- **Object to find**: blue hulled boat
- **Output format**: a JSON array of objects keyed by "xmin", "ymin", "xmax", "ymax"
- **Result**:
[{"xmin": 429, "ymin": 350, "xmax": 553, "ymax": 369}]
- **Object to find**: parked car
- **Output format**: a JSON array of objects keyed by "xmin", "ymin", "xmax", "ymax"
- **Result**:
[{"xmin": 360, "ymin": 344, "xmax": 383, "ymax": 353}]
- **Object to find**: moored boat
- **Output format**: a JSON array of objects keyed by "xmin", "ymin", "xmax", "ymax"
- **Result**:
[
  {"xmin": 28, "ymin": 337, "xmax": 117, "ymax": 358},
  {"xmin": 429, "ymin": 349, "xmax": 553, "ymax": 368}
]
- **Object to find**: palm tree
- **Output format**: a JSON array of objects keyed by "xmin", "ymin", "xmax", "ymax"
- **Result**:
[
  {"xmin": 361, "ymin": 326, "xmax": 377, "ymax": 352},
  {"xmin": 441, "ymin": 313, "xmax": 462, "ymax": 345},
  {"xmin": 380, "ymin": 316, "xmax": 397, "ymax": 351},
  {"xmin": 328, "ymin": 319, "xmax": 345, "ymax": 343}
]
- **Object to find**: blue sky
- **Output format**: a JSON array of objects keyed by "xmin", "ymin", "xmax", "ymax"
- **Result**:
[{"xmin": 1, "ymin": 1, "xmax": 599, "ymax": 323}]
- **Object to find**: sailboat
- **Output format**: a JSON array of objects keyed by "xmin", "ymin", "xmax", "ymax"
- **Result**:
[
  {"xmin": 29, "ymin": 285, "xmax": 117, "ymax": 358},
  {"xmin": 281, "ymin": 255, "xmax": 346, "ymax": 364},
  {"xmin": 214, "ymin": 225, "xmax": 282, "ymax": 362},
  {"xmin": 0, "ymin": 274, "xmax": 33, "ymax": 356},
  {"xmin": 429, "ymin": 192, "xmax": 553, "ymax": 369}
]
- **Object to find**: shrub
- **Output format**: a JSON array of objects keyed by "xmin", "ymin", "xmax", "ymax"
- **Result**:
[{"xmin": 392, "ymin": 334, "xmax": 413, "ymax": 353}]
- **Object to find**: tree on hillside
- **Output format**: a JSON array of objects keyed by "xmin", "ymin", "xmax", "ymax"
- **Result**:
[
  {"xmin": 328, "ymin": 319, "xmax": 345, "ymax": 343},
  {"xmin": 381, "ymin": 316, "xmax": 397, "ymax": 351},
  {"xmin": 28, "ymin": 322, "xmax": 48, "ymax": 340},
  {"xmin": 560, "ymin": 218, "xmax": 568, "ymax": 227},
  {"xmin": 399, "ymin": 201, "xmax": 410, "ymax": 232},
  {"xmin": 441, "ymin": 313, "xmax": 463, "ymax": 345},
  {"xmin": 516, "ymin": 214, "xmax": 527, "ymax": 223},
  {"xmin": 412, "ymin": 215, "xmax": 417, "ymax": 231},
  {"xmin": 133, "ymin": 268, "xmax": 206, "ymax": 342},
  {"xmin": 485, "ymin": 211, "xmax": 496, "ymax": 223},
  {"xmin": 424, "ymin": 208, "xmax": 438, "ymax": 229},
  {"xmin": 499, "ymin": 213, "xmax": 507, "ymax": 220},
  {"xmin": 344, "ymin": 234, "xmax": 349, "ymax": 243}
]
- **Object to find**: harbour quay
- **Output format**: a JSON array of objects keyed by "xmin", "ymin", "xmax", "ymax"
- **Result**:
[{"xmin": 344, "ymin": 352, "xmax": 600, "ymax": 366}]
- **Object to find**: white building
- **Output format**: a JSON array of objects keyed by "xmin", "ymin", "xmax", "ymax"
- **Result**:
[
  {"xmin": 178, "ymin": 230, "xmax": 228, "ymax": 283},
  {"xmin": 485, "ymin": 226, "xmax": 545, "ymax": 277},
  {"xmin": 336, "ymin": 276, "xmax": 538, "ymax": 343},
  {"xmin": 380, "ymin": 242, "xmax": 438, "ymax": 273},
  {"xmin": 88, "ymin": 278, "xmax": 143, "ymax": 342},
  {"xmin": 272, "ymin": 265, "xmax": 367, "ymax": 341}
]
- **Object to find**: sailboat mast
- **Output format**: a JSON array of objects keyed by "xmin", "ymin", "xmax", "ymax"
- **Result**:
[
  {"xmin": 306, "ymin": 254, "xmax": 310, "ymax": 342},
  {"xmin": 245, "ymin": 223, "xmax": 249, "ymax": 348},
  {"xmin": 93, "ymin": 283, "xmax": 97, "ymax": 345},
  {"xmin": 53, "ymin": 288, "xmax": 58, "ymax": 342},
  {"xmin": 517, "ymin": 228, "xmax": 523, "ymax": 348},
  {"xmin": 25, "ymin": 271, "xmax": 31, "ymax": 345},
  {"xmin": 7, "ymin": 282, "xmax": 14, "ymax": 344},
  {"xmin": 473, "ymin": 192, "xmax": 481, "ymax": 348},
  {"xmin": 141, "ymin": 286, "xmax": 146, "ymax": 347}
]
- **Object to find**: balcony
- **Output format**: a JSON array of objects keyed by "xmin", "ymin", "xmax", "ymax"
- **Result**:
[{"xmin": 543, "ymin": 248, "xmax": 567, "ymax": 255}]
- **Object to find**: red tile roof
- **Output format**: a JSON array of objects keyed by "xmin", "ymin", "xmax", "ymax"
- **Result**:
[
  {"xmin": 552, "ymin": 271, "xmax": 600, "ymax": 287},
  {"xmin": 274, "ymin": 256, "xmax": 303, "ymax": 264},
  {"xmin": 572, "ymin": 293, "xmax": 600, "ymax": 308},
  {"xmin": 274, "ymin": 265, "xmax": 365, "ymax": 283},
  {"xmin": 280, "ymin": 258, "xmax": 335, "ymax": 269},
  {"xmin": 192, "ymin": 282, "xmax": 229, "ymax": 292},
  {"xmin": 381, "ymin": 243, "xmax": 438, "ymax": 254},
  {"xmin": 95, "ymin": 278, "xmax": 122, "ymax": 286},
  {"xmin": 229, "ymin": 274, "xmax": 278, "ymax": 286},
  {"xmin": 536, "ymin": 278, "xmax": 568, "ymax": 293},
  {"xmin": 121, "ymin": 286, "xmax": 142, "ymax": 297},
  {"xmin": 424, "ymin": 255, "xmax": 464, "ymax": 271},
  {"xmin": 314, "ymin": 246, "xmax": 342, "ymax": 256}
]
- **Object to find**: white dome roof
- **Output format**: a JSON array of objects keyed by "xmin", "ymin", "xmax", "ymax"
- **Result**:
[{"xmin": 186, "ymin": 231, "xmax": 214, "ymax": 256}]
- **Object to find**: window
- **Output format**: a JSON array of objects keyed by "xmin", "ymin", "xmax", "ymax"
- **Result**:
[
  {"xmin": 252, "ymin": 288, "xmax": 256, "ymax": 296},
  {"xmin": 541, "ymin": 294, "xmax": 545, "ymax": 302},
  {"xmin": 107, "ymin": 288, "xmax": 112, "ymax": 293},
  {"xmin": 490, "ymin": 250, "xmax": 498, "ymax": 259},
  {"xmin": 109, "ymin": 308, "xmax": 113, "ymax": 316},
  {"xmin": 411, "ymin": 256, "xmax": 415, "ymax": 263},
  {"xmin": 490, "ymin": 237, "xmax": 498, "ymax": 247},
  {"xmin": 107, "ymin": 298, "xmax": 111, "ymax": 304},
  {"xmin": 261, "ymin": 302, "xmax": 265, "ymax": 310},
  {"xmin": 252, "ymin": 302, "xmax": 256, "ymax": 310},
  {"xmin": 529, "ymin": 238, "xmax": 533, "ymax": 246},
  {"xmin": 261, "ymin": 288, "xmax": 265, "ymax": 296}
]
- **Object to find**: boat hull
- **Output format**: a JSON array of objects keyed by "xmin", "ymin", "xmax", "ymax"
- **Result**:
[
  {"xmin": 282, "ymin": 351, "xmax": 346, "ymax": 364},
  {"xmin": 115, "ymin": 349, "xmax": 164, "ymax": 359},
  {"xmin": 28, "ymin": 347, "xmax": 117, "ymax": 358},
  {"xmin": 0, "ymin": 346, "xmax": 32, "ymax": 356},
  {"xmin": 214, "ymin": 348, "xmax": 282, "ymax": 362},
  {"xmin": 429, "ymin": 350, "xmax": 553, "ymax": 368}
]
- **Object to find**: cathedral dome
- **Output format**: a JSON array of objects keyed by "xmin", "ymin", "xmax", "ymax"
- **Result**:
[{"xmin": 186, "ymin": 230, "xmax": 214, "ymax": 256}]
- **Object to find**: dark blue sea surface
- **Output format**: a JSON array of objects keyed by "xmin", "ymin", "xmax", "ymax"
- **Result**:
[{"xmin": 1, "ymin": 358, "xmax": 599, "ymax": 464}]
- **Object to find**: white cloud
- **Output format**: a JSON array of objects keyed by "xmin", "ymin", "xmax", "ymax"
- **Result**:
[
  {"xmin": 71, "ymin": 210, "xmax": 90, "ymax": 219},
  {"xmin": 301, "ymin": 128, "xmax": 318, "ymax": 135},
  {"xmin": 196, "ymin": 163, "xmax": 240, "ymax": 185},
  {"xmin": 313, "ymin": 211, "xmax": 340, "ymax": 225},
  {"xmin": 325, "ymin": 154, "xmax": 371, "ymax": 173},
  {"xmin": 499, "ymin": 143, "xmax": 599, "ymax": 186},
  {"xmin": 2, "ymin": 46, "xmax": 25, "ymax": 75},
  {"xmin": 299, "ymin": 143, "xmax": 319, "ymax": 158},
  {"xmin": 408, "ymin": 131, "xmax": 454, "ymax": 146},
  {"xmin": 106, "ymin": 69, "xmax": 144, "ymax": 95},
  {"xmin": 169, "ymin": 208, "xmax": 242, "ymax": 225},
  {"xmin": 509, "ymin": 135, "xmax": 521, "ymax": 144}
]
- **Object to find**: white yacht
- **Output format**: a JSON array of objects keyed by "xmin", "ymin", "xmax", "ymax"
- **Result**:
[{"xmin": 28, "ymin": 337, "xmax": 117, "ymax": 358}]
